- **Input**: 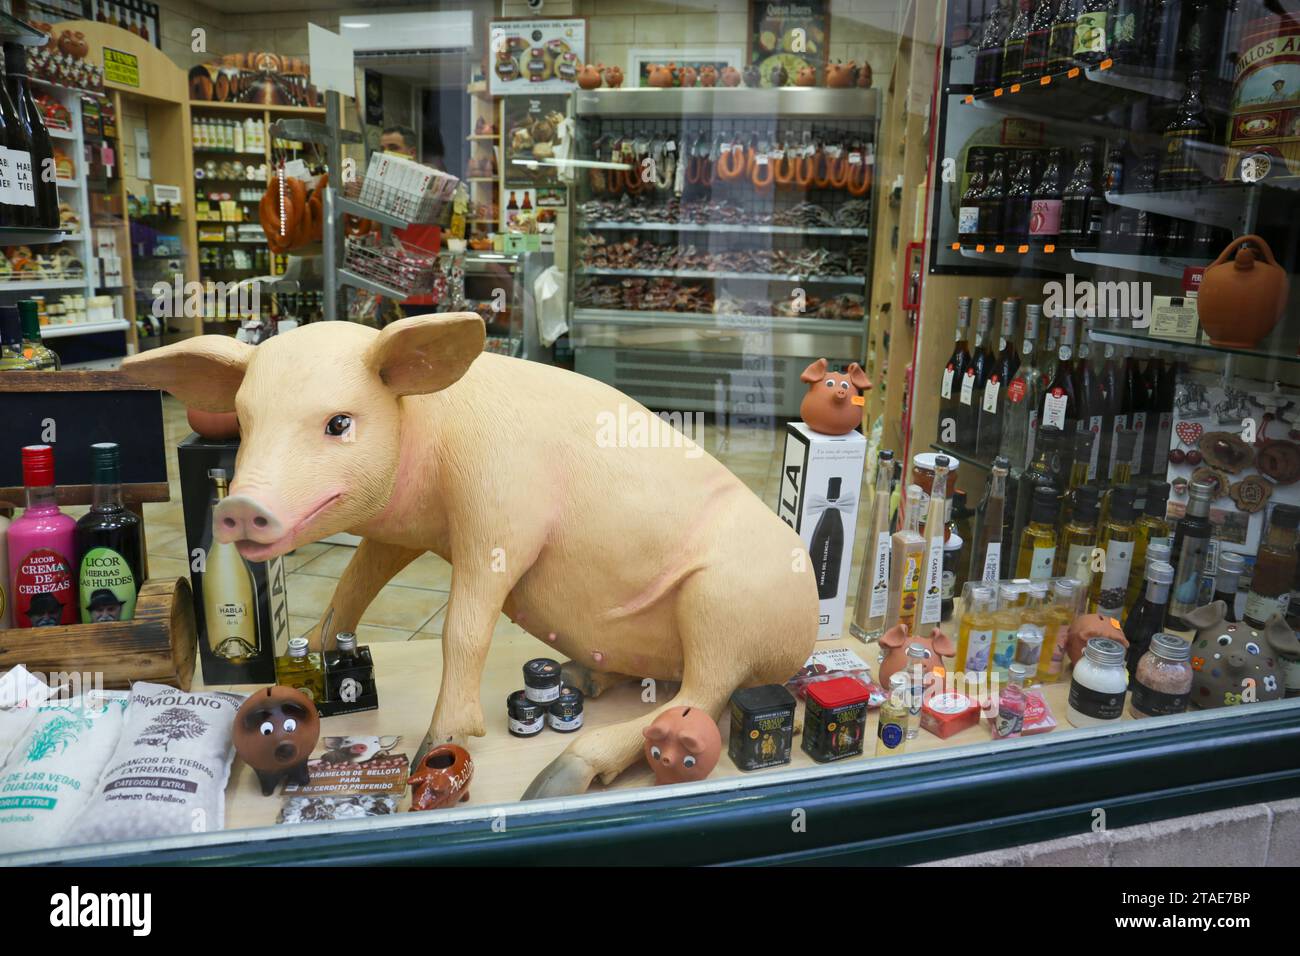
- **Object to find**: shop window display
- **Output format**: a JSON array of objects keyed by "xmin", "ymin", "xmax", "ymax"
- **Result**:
[{"xmin": 0, "ymin": 0, "xmax": 1297, "ymax": 869}]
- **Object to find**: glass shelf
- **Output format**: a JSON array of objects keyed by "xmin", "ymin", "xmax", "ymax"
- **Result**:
[
  {"xmin": 1087, "ymin": 325, "xmax": 1300, "ymax": 368},
  {"xmin": 580, "ymin": 220, "xmax": 870, "ymax": 237},
  {"xmin": 930, "ymin": 443, "xmax": 1023, "ymax": 480},
  {"xmin": 955, "ymin": 242, "xmax": 1207, "ymax": 278},
  {"xmin": 1103, "ymin": 187, "xmax": 1251, "ymax": 232}
]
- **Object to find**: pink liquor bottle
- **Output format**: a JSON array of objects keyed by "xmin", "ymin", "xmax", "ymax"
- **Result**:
[{"xmin": 7, "ymin": 445, "xmax": 77, "ymax": 628}]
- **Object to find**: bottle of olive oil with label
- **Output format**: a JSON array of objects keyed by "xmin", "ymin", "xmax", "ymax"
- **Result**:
[
  {"xmin": 1092, "ymin": 484, "xmax": 1139, "ymax": 619},
  {"xmin": 74, "ymin": 443, "xmax": 144, "ymax": 623},
  {"xmin": 1016, "ymin": 485, "xmax": 1059, "ymax": 580},
  {"xmin": 851, "ymin": 452, "xmax": 896, "ymax": 643},
  {"xmin": 1126, "ymin": 480, "xmax": 1172, "ymax": 608},
  {"xmin": 204, "ymin": 468, "xmax": 259, "ymax": 662},
  {"xmin": 1056, "ymin": 484, "xmax": 1100, "ymax": 588}
]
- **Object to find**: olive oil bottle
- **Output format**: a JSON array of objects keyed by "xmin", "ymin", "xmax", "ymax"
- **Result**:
[
  {"xmin": 1091, "ymin": 484, "xmax": 1139, "ymax": 619},
  {"xmin": 1056, "ymin": 484, "xmax": 1100, "ymax": 588},
  {"xmin": 1016, "ymin": 485, "xmax": 1059, "ymax": 580},
  {"xmin": 1125, "ymin": 480, "xmax": 1171, "ymax": 608}
]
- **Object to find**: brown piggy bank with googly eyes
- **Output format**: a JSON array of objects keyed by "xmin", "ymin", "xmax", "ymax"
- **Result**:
[
  {"xmin": 799, "ymin": 358, "xmax": 872, "ymax": 435},
  {"xmin": 642, "ymin": 706, "xmax": 721, "ymax": 784},
  {"xmin": 1184, "ymin": 601, "xmax": 1299, "ymax": 708},
  {"xmin": 878, "ymin": 623, "xmax": 955, "ymax": 686},
  {"xmin": 233, "ymin": 686, "xmax": 320, "ymax": 796}
]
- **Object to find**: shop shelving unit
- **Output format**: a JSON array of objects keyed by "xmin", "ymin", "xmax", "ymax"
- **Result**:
[
  {"xmin": 569, "ymin": 86, "xmax": 879, "ymax": 416},
  {"xmin": 466, "ymin": 78, "xmax": 500, "ymax": 239}
]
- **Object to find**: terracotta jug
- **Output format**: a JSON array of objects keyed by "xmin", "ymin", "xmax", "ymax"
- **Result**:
[
  {"xmin": 577, "ymin": 63, "xmax": 603, "ymax": 90},
  {"xmin": 648, "ymin": 63, "xmax": 675, "ymax": 88},
  {"xmin": 826, "ymin": 61, "xmax": 855, "ymax": 88},
  {"xmin": 1198, "ymin": 234, "xmax": 1290, "ymax": 348},
  {"xmin": 721, "ymin": 65, "xmax": 741, "ymax": 87},
  {"xmin": 795, "ymin": 64, "xmax": 817, "ymax": 87}
]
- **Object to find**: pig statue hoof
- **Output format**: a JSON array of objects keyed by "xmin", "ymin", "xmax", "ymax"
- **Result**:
[{"xmin": 522, "ymin": 751, "xmax": 597, "ymax": 799}]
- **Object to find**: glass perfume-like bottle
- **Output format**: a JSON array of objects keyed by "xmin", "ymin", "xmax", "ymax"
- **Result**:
[
  {"xmin": 885, "ymin": 485, "xmax": 927, "ymax": 634},
  {"xmin": 276, "ymin": 636, "xmax": 324, "ymax": 702},
  {"xmin": 851, "ymin": 452, "xmax": 895, "ymax": 643}
]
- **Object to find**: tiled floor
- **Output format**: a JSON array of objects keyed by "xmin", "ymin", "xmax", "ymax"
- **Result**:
[{"xmin": 138, "ymin": 397, "xmax": 876, "ymax": 643}]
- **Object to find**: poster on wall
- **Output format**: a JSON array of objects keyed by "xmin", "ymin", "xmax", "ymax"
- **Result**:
[
  {"xmin": 747, "ymin": 0, "xmax": 829, "ymax": 87},
  {"xmin": 85, "ymin": 0, "xmax": 162, "ymax": 49},
  {"xmin": 503, "ymin": 94, "xmax": 566, "ymax": 188},
  {"xmin": 488, "ymin": 18, "xmax": 587, "ymax": 96}
]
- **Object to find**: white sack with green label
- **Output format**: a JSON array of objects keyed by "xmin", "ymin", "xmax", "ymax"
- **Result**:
[
  {"xmin": 0, "ymin": 666, "xmax": 55, "ymax": 768},
  {"xmin": 0, "ymin": 692, "xmax": 128, "ymax": 853}
]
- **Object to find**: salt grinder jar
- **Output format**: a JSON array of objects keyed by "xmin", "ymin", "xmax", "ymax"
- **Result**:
[
  {"xmin": 1066, "ymin": 637, "xmax": 1128, "ymax": 727},
  {"xmin": 1130, "ymin": 633, "xmax": 1193, "ymax": 719}
]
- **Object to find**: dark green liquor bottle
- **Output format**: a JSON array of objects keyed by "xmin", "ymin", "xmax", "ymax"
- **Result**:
[
  {"xmin": 1048, "ymin": 0, "xmax": 1081, "ymax": 72},
  {"xmin": 74, "ymin": 442, "xmax": 145, "ymax": 623},
  {"xmin": 1123, "ymin": 560, "xmax": 1173, "ymax": 683},
  {"xmin": 1023, "ymin": 0, "xmax": 1058, "ymax": 75},
  {"xmin": 1002, "ymin": 0, "xmax": 1035, "ymax": 84},
  {"xmin": 974, "ymin": 0, "xmax": 1010, "ymax": 92},
  {"xmin": 1158, "ymin": 70, "xmax": 1213, "ymax": 193}
]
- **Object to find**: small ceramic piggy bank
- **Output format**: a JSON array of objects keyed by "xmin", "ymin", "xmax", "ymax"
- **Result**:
[
  {"xmin": 1065, "ymin": 613, "xmax": 1127, "ymax": 667},
  {"xmin": 233, "ymin": 686, "xmax": 320, "ymax": 796},
  {"xmin": 878, "ymin": 623, "xmax": 955, "ymax": 686},
  {"xmin": 642, "ymin": 706, "xmax": 721, "ymax": 784},
  {"xmin": 408, "ymin": 744, "xmax": 474, "ymax": 811},
  {"xmin": 799, "ymin": 358, "xmax": 872, "ymax": 435},
  {"xmin": 1183, "ymin": 601, "xmax": 1298, "ymax": 708}
]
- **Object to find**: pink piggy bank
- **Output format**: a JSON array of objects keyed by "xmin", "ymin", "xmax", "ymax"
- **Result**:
[
  {"xmin": 878, "ymin": 622, "xmax": 955, "ymax": 686},
  {"xmin": 642, "ymin": 706, "xmax": 721, "ymax": 784}
]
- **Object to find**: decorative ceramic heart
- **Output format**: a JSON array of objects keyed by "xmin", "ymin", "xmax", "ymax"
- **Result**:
[{"xmin": 1176, "ymin": 421, "xmax": 1204, "ymax": 446}]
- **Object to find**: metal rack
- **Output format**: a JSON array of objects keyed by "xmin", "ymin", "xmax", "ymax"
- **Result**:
[{"xmin": 568, "ymin": 87, "xmax": 880, "ymax": 416}]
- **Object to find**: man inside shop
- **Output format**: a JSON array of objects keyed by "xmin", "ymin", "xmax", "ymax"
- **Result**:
[{"xmin": 379, "ymin": 124, "xmax": 442, "ymax": 317}]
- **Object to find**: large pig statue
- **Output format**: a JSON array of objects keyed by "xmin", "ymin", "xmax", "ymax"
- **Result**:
[{"xmin": 122, "ymin": 315, "xmax": 818, "ymax": 797}]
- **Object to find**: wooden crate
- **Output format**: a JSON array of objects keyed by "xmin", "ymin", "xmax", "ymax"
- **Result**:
[{"xmin": 0, "ymin": 577, "xmax": 197, "ymax": 690}]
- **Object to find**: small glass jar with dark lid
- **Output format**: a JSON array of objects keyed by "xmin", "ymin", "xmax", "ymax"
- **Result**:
[
  {"xmin": 1130, "ymin": 633, "xmax": 1193, "ymax": 719},
  {"xmin": 523, "ymin": 658, "xmax": 562, "ymax": 703}
]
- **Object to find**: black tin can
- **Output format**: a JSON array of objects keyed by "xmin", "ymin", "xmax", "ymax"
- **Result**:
[
  {"xmin": 548, "ymin": 685, "xmax": 584, "ymax": 732},
  {"xmin": 728, "ymin": 684, "xmax": 795, "ymax": 771},
  {"xmin": 523, "ymin": 658, "xmax": 562, "ymax": 703},
  {"xmin": 507, "ymin": 689, "xmax": 545, "ymax": 738}
]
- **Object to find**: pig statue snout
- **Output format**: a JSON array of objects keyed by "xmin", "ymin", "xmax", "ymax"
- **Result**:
[{"xmin": 214, "ymin": 494, "xmax": 285, "ymax": 544}]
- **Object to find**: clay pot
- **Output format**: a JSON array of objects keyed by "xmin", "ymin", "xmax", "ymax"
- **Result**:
[
  {"xmin": 187, "ymin": 407, "xmax": 239, "ymax": 439},
  {"xmin": 578, "ymin": 62, "xmax": 603, "ymax": 90},
  {"xmin": 769, "ymin": 63, "xmax": 789, "ymax": 87},
  {"xmin": 602, "ymin": 64, "xmax": 624, "ymax": 88},
  {"xmin": 856, "ymin": 61, "xmax": 873, "ymax": 88},
  {"xmin": 407, "ymin": 744, "xmax": 473, "ymax": 810},
  {"xmin": 795, "ymin": 64, "xmax": 817, "ymax": 87},
  {"xmin": 826, "ymin": 61, "xmax": 855, "ymax": 88},
  {"xmin": 642, "ymin": 706, "xmax": 721, "ymax": 785},
  {"xmin": 743, "ymin": 65, "xmax": 762, "ymax": 87},
  {"xmin": 721, "ymin": 65, "xmax": 741, "ymax": 87},
  {"xmin": 1198, "ymin": 234, "xmax": 1290, "ymax": 348},
  {"xmin": 647, "ymin": 63, "xmax": 675, "ymax": 88},
  {"xmin": 699, "ymin": 65, "xmax": 718, "ymax": 87},
  {"xmin": 678, "ymin": 65, "xmax": 698, "ymax": 88}
]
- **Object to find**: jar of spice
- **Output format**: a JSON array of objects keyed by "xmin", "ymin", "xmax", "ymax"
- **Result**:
[
  {"xmin": 1066, "ymin": 637, "xmax": 1128, "ymax": 727},
  {"xmin": 1130, "ymin": 633, "xmax": 1193, "ymax": 719}
]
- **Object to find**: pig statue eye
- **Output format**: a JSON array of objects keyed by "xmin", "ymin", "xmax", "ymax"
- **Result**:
[
  {"xmin": 259, "ymin": 721, "xmax": 274, "ymax": 736},
  {"xmin": 683, "ymin": 755, "xmax": 697, "ymax": 769},
  {"xmin": 1246, "ymin": 643, "xmax": 1261, "ymax": 655},
  {"xmin": 650, "ymin": 746, "xmax": 662, "ymax": 760},
  {"xmin": 284, "ymin": 718, "xmax": 298, "ymax": 732},
  {"xmin": 325, "ymin": 414, "xmax": 353, "ymax": 437}
]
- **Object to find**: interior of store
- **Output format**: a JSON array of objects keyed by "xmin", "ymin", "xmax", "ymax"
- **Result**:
[{"xmin": 1, "ymin": 0, "xmax": 1299, "ymax": 865}]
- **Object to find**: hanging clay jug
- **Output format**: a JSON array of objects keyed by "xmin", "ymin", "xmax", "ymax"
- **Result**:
[
  {"xmin": 1198, "ymin": 234, "xmax": 1290, "ymax": 348},
  {"xmin": 577, "ymin": 62, "xmax": 603, "ymax": 90},
  {"xmin": 795, "ymin": 64, "xmax": 817, "ymax": 87},
  {"xmin": 678, "ymin": 65, "xmax": 698, "ymax": 88},
  {"xmin": 826, "ymin": 61, "xmax": 855, "ymax": 88},
  {"xmin": 721, "ymin": 65, "xmax": 741, "ymax": 87},
  {"xmin": 647, "ymin": 63, "xmax": 675, "ymax": 88},
  {"xmin": 602, "ymin": 64, "xmax": 624, "ymax": 88},
  {"xmin": 699, "ymin": 65, "xmax": 718, "ymax": 87}
]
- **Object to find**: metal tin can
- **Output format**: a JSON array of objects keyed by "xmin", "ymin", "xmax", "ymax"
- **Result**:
[{"xmin": 1228, "ymin": 14, "xmax": 1300, "ymax": 182}]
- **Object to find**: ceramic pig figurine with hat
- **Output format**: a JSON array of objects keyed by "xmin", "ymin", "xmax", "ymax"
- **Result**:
[{"xmin": 799, "ymin": 358, "xmax": 872, "ymax": 436}]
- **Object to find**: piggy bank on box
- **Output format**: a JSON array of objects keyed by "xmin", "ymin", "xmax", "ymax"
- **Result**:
[
  {"xmin": 1183, "ymin": 601, "xmax": 1298, "ymax": 708},
  {"xmin": 799, "ymin": 358, "xmax": 871, "ymax": 436}
]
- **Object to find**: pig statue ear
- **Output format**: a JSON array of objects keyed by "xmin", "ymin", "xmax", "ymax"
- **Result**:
[
  {"xmin": 1263, "ymin": 613, "xmax": 1300, "ymax": 657},
  {"xmin": 120, "ymin": 334, "xmax": 253, "ymax": 413},
  {"xmin": 366, "ymin": 313, "xmax": 486, "ymax": 397},
  {"xmin": 847, "ymin": 363, "xmax": 872, "ymax": 391},
  {"xmin": 1182, "ymin": 601, "xmax": 1227, "ymax": 633},
  {"xmin": 880, "ymin": 622, "xmax": 909, "ymax": 648},
  {"xmin": 800, "ymin": 357, "xmax": 829, "ymax": 384},
  {"xmin": 930, "ymin": 627, "xmax": 956, "ymax": 658},
  {"xmin": 643, "ymin": 724, "xmax": 668, "ymax": 743}
]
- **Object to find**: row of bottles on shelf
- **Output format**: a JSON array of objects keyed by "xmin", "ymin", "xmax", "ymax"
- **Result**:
[
  {"xmin": 0, "ymin": 299, "xmax": 61, "ymax": 370},
  {"xmin": 971, "ymin": 0, "xmax": 1240, "ymax": 93},
  {"xmin": 957, "ymin": 79, "xmax": 1227, "ymax": 254},
  {"xmin": 0, "ymin": 43, "xmax": 59, "ymax": 231},
  {"xmin": 961, "ymin": 473, "xmax": 1300, "ymax": 694},
  {"xmin": 199, "ymin": 245, "xmax": 270, "ymax": 273},
  {"xmin": 91, "ymin": 0, "xmax": 153, "ymax": 43},
  {"xmin": 1, "ymin": 443, "xmax": 143, "ymax": 630},
  {"xmin": 939, "ymin": 296, "xmax": 1178, "ymax": 479},
  {"xmin": 192, "ymin": 117, "xmax": 267, "ymax": 154}
]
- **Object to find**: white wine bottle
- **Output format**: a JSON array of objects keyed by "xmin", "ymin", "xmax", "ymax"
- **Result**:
[{"xmin": 204, "ymin": 468, "xmax": 259, "ymax": 662}]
